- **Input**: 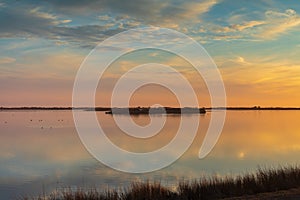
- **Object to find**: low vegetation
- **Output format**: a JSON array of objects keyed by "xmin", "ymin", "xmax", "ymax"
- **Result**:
[{"xmin": 24, "ymin": 165, "xmax": 300, "ymax": 200}]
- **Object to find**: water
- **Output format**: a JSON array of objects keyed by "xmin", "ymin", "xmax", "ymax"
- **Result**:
[{"xmin": 0, "ymin": 110, "xmax": 300, "ymax": 199}]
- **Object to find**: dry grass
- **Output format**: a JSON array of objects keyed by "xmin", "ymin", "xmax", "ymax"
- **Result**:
[{"xmin": 23, "ymin": 165, "xmax": 300, "ymax": 200}]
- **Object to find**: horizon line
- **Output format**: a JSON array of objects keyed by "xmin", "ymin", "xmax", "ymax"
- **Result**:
[{"xmin": 1, "ymin": 106, "xmax": 300, "ymax": 110}]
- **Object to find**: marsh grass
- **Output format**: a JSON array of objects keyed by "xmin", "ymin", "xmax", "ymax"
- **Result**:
[{"xmin": 23, "ymin": 165, "xmax": 300, "ymax": 200}]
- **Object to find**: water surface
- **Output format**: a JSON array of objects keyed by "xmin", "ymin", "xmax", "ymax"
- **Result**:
[{"xmin": 0, "ymin": 110, "xmax": 300, "ymax": 199}]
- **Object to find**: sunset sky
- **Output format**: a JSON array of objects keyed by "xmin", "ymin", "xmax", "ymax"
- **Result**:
[{"xmin": 1, "ymin": 0, "xmax": 300, "ymax": 107}]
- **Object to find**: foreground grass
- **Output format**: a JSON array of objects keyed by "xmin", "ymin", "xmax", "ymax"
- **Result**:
[{"xmin": 24, "ymin": 166, "xmax": 300, "ymax": 200}]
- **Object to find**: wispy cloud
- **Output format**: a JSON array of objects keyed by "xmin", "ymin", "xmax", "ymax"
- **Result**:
[
  {"xmin": 213, "ymin": 8, "xmax": 300, "ymax": 40},
  {"xmin": 215, "ymin": 21, "xmax": 265, "ymax": 33},
  {"xmin": 0, "ymin": 5, "xmax": 136, "ymax": 48},
  {"xmin": 0, "ymin": 5, "xmax": 70, "ymax": 38},
  {"xmin": 173, "ymin": 0, "xmax": 219, "ymax": 21},
  {"xmin": 218, "ymin": 55, "xmax": 300, "ymax": 91},
  {"xmin": 0, "ymin": 57, "xmax": 16, "ymax": 64},
  {"xmin": 44, "ymin": 0, "xmax": 219, "ymax": 26},
  {"xmin": 259, "ymin": 9, "xmax": 300, "ymax": 38}
]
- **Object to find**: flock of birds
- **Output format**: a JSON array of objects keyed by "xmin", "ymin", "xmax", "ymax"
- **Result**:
[{"xmin": 3, "ymin": 118, "xmax": 65, "ymax": 130}]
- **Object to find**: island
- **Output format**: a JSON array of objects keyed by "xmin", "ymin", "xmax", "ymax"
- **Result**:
[{"xmin": 105, "ymin": 107, "xmax": 206, "ymax": 115}]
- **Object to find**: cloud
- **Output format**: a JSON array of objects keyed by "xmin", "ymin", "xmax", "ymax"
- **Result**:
[
  {"xmin": 29, "ymin": 7, "xmax": 57, "ymax": 21},
  {"xmin": 0, "ymin": 5, "xmax": 70, "ymax": 38},
  {"xmin": 216, "ymin": 21, "xmax": 265, "ymax": 33},
  {"xmin": 3, "ymin": 1, "xmax": 298, "ymax": 47},
  {"xmin": 44, "ymin": 0, "xmax": 164, "ymax": 17},
  {"xmin": 218, "ymin": 55, "xmax": 300, "ymax": 93},
  {"xmin": 213, "ymin": 9, "xmax": 300, "ymax": 40},
  {"xmin": 0, "ymin": 51, "xmax": 84, "ymax": 80},
  {"xmin": 232, "ymin": 21, "xmax": 265, "ymax": 31},
  {"xmin": 0, "ymin": 4, "xmax": 135, "ymax": 48},
  {"xmin": 52, "ymin": 25, "xmax": 125, "ymax": 48},
  {"xmin": 44, "ymin": 0, "xmax": 218, "ymax": 25},
  {"xmin": 48, "ymin": 0, "xmax": 220, "ymax": 32},
  {"xmin": 259, "ymin": 9, "xmax": 300, "ymax": 38},
  {"xmin": 0, "ymin": 57, "xmax": 16, "ymax": 64},
  {"xmin": 161, "ymin": 0, "xmax": 219, "ymax": 24},
  {"xmin": 0, "ymin": 0, "xmax": 220, "ymax": 46},
  {"xmin": 218, "ymin": 60, "xmax": 300, "ymax": 106},
  {"xmin": 212, "ymin": 34, "xmax": 242, "ymax": 41}
]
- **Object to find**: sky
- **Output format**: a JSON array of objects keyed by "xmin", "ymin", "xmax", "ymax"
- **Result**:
[{"xmin": 0, "ymin": 0, "xmax": 300, "ymax": 107}]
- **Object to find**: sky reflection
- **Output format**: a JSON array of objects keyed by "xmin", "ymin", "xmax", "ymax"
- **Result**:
[{"xmin": 0, "ymin": 110, "xmax": 300, "ymax": 198}]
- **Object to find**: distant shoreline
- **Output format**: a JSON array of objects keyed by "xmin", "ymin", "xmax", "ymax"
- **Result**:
[
  {"xmin": 208, "ymin": 106, "xmax": 300, "ymax": 110},
  {"xmin": 1, "ymin": 106, "xmax": 300, "ymax": 111}
]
